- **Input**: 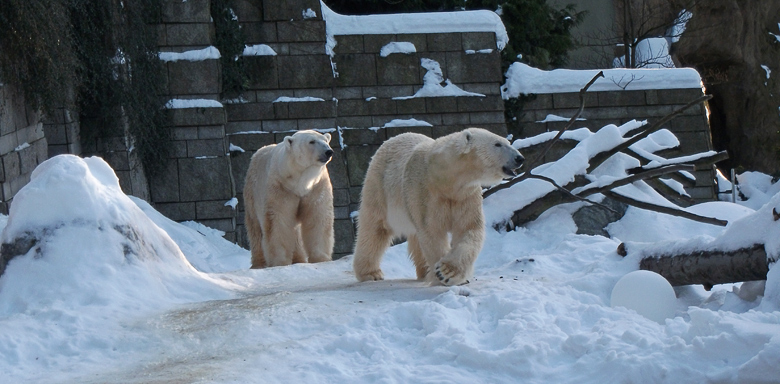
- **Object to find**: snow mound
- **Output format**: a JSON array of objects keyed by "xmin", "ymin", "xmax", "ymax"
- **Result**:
[
  {"xmin": 611, "ymin": 270, "xmax": 676, "ymax": 324},
  {"xmin": 0, "ymin": 155, "xmax": 233, "ymax": 316}
]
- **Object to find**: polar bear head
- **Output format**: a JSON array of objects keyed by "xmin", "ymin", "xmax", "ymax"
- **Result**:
[
  {"xmin": 284, "ymin": 130, "xmax": 334, "ymax": 167},
  {"xmin": 448, "ymin": 127, "xmax": 524, "ymax": 187}
]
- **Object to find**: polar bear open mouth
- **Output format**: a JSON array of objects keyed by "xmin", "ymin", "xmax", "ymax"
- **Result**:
[{"xmin": 502, "ymin": 166, "xmax": 518, "ymax": 177}]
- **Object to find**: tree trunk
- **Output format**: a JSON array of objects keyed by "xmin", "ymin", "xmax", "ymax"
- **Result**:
[{"xmin": 637, "ymin": 243, "xmax": 770, "ymax": 289}]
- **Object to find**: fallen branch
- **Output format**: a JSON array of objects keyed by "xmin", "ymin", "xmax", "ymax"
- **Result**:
[
  {"xmin": 576, "ymin": 164, "xmax": 695, "ymax": 197},
  {"xmin": 526, "ymin": 174, "xmax": 617, "ymax": 214}
]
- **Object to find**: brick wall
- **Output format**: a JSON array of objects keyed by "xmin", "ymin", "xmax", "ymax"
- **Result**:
[{"xmin": 0, "ymin": 83, "xmax": 49, "ymax": 215}]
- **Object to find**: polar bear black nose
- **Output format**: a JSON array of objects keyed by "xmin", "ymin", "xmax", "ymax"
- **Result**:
[
  {"xmin": 325, "ymin": 149, "xmax": 334, "ymax": 159},
  {"xmin": 515, "ymin": 155, "xmax": 524, "ymax": 166}
]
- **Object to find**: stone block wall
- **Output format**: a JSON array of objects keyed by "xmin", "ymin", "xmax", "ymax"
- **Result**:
[
  {"xmin": 0, "ymin": 84, "xmax": 49, "ymax": 215},
  {"xmin": 516, "ymin": 87, "xmax": 716, "ymax": 202}
]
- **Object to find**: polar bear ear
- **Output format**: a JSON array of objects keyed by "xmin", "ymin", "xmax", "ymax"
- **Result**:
[
  {"xmin": 323, "ymin": 133, "xmax": 332, "ymax": 143},
  {"xmin": 284, "ymin": 136, "xmax": 293, "ymax": 146}
]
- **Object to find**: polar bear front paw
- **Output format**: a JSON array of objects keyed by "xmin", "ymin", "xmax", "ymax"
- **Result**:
[
  {"xmin": 356, "ymin": 269, "xmax": 384, "ymax": 282},
  {"xmin": 434, "ymin": 261, "xmax": 468, "ymax": 286}
]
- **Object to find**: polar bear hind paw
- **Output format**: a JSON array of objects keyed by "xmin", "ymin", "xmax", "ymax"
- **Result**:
[{"xmin": 434, "ymin": 261, "xmax": 468, "ymax": 286}]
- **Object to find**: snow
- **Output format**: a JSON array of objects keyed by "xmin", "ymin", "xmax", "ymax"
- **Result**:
[
  {"xmin": 383, "ymin": 118, "xmax": 433, "ymax": 128},
  {"xmin": 465, "ymin": 49, "xmax": 493, "ymax": 54},
  {"xmin": 273, "ymin": 96, "xmax": 326, "ymax": 103},
  {"xmin": 302, "ymin": 8, "xmax": 317, "ymax": 19},
  {"xmin": 502, "ymin": 62, "xmax": 703, "ymax": 97},
  {"xmin": 613, "ymin": 37, "xmax": 675, "ymax": 68},
  {"xmin": 228, "ymin": 143, "xmax": 245, "ymax": 153},
  {"xmin": 321, "ymin": 1, "xmax": 508, "ymax": 50},
  {"xmin": 224, "ymin": 197, "xmax": 238, "ymax": 210},
  {"xmin": 611, "ymin": 270, "xmax": 677, "ymax": 324},
  {"xmin": 1, "ymin": 154, "xmax": 779, "ymax": 383},
  {"xmin": 394, "ymin": 58, "xmax": 485, "ymax": 100},
  {"xmin": 14, "ymin": 142, "xmax": 30, "ymax": 152},
  {"xmin": 380, "ymin": 42, "xmax": 417, "ymax": 57},
  {"xmin": 242, "ymin": 44, "xmax": 277, "ymax": 56},
  {"xmin": 158, "ymin": 46, "xmax": 220, "ymax": 62},
  {"xmin": 536, "ymin": 114, "xmax": 585, "ymax": 123},
  {"xmin": 761, "ymin": 64, "xmax": 771, "ymax": 80},
  {"xmin": 165, "ymin": 99, "xmax": 223, "ymax": 109}
]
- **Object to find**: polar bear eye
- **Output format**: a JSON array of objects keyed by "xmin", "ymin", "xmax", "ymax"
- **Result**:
[
  {"xmin": 309, "ymin": 140, "xmax": 315, "ymax": 144},
  {"xmin": 494, "ymin": 142, "xmax": 502, "ymax": 147}
]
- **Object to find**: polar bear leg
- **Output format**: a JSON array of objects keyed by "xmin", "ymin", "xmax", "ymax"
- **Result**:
[
  {"xmin": 300, "ymin": 183, "xmax": 334, "ymax": 263},
  {"xmin": 434, "ymin": 198, "xmax": 484, "ymax": 285},
  {"xmin": 262, "ymin": 195, "xmax": 305, "ymax": 267},
  {"xmin": 246, "ymin": 207, "xmax": 267, "ymax": 269},
  {"xmin": 407, "ymin": 234, "xmax": 428, "ymax": 280},
  {"xmin": 416, "ymin": 228, "xmax": 450, "ymax": 284}
]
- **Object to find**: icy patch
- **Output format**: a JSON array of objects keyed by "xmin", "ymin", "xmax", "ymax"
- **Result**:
[{"xmin": 159, "ymin": 46, "xmax": 220, "ymax": 62}]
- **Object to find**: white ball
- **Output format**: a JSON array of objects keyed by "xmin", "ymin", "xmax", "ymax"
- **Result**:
[{"xmin": 611, "ymin": 270, "xmax": 677, "ymax": 324}]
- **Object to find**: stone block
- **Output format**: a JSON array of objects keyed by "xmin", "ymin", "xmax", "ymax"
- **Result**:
[
  {"xmin": 377, "ymin": 54, "xmax": 421, "ymax": 85},
  {"xmin": 335, "ymin": 54, "xmax": 377, "ymax": 87},
  {"xmin": 552, "ymin": 92, "xmax": 599, "ymax": 109},
  {"xmin": 337, "ymin": 99, "xmax": 370, "ymax": 116},
  {"xmin": 670, "ymin": 115, "xmax": 710, "ymax": 132},
  {"xmin": 225, "ymin": 102, "xmax": 274, "ymax": 121},
  {"xmin": 521, "ymin": 94, "xmax": 553, "ymax": 110},
  {"xmin": 432, "ymin": 125, "xmax": 463, "ymax": 138},
  {"xmin": 294, "ymin": 88, "xmax": 333, "ymax": 100},
  {"xmin": 150, "ymin": 160, "xmax": 180, "ymax": 203},
  {"xmin": 188, "ymin": 139, "xmax": 225, "ymax": 158},
  {"xmin": 263, "ymin": 0, "xmax": 322, "ymax": 21},
  {"xmin": 363, "ymin": 35, "xmax": 396, "ymax": 54},
  {"xmin": 469, "ymin": 111, "xmax": 505, "ymax": 125},
  {"xmin": 287, "ymin": 100, "xmax": 336, "ymax": 119},
  {"xmin": 264, "ymin": 120, "xmax": 298, "ymax": 132},
  {"xmin": 170, "ymin": 107, "xmax": 226, "ymax": 127},
  {"xmin": 2, "ymin": 152, "xmax": 20, "ymax": 182},
  {"xmin": 274, "ymin": 103, "xmax": 290, "ymax": 119},
  {"xmin": 597, "ymin": 90, "xmax": 646, "ymax": 107},
  {"xmin": 277, "ymin": 21, "xmax": 326, "ymax": 42},
  {"xmin": 336, "ymin": 116, "xmax": 373, "ymax": 128},
  {"xmin": 345, "ymin": 145, "xmax": 379, "ymax": 186},
  {"xmin": 173, "ymin": 127, "xmax": 198, "ymax": 141},
  {"xmin": 658, "ymin": 88, "xmax": 704, "ymax": 105},
  {"xmin": 335, "ymin": 87, "xmax": 363, "ymax": 100},
  {"xmin": 462, "ymin": 83, "xmax": 501, "ymax": 96},
  {"xmin": 626, "ymin": 105, "xmax": 677, "ymax": 118},
  {"xmin": 457, "ymin": 95, "xmax": 504, "ymax": 112},
  {"xmin": 334, "ymin": 36, "xmax": 364, "ymax": 54},
  {"xmin": 244, "ymin": 55, "xmax": 279, "ymax": 90},
  {"xmin": 197, "ymin": 218, "xmax": 235, "ymax": 233},
  {"xmin": 0, "ymin": 132, "xmax": 17, "ymax": 155},
  {"xmin": 349, "ymin": 186, "xmax": 362, "ymax": 203},
  {"xmin": 179, "ymin": 157, "xmax": 233, "ymax": 201},
  {"xmin": 44, "ymin": 125, "xmax": 67, "ymax": 145},
  {"xmin": 166, "ymin": 23, "xmax": 212, "ymax": 47},
  {"xmin": 256, "ymin": 90, "xmax": 293, "ymax": 102},
  {"xmin": 17, "ymin": 145, "xmax": 38, "ymax": 175},
  {"xmin": 445, "ymin": 51, "xmax": 502, "ymax": 84},
  {"xmin": 242, "ymin": 22, "xmax": 277, "ymax": 44},
  {"xmin": 229, "ymin": 132, "xmax": 275, "ymax": 151},
  {"xmin": 327, "ymin": 149, "xmax": 349, "ymax": 189},
  {"xmin": 461, "ymin": 32, "xmax": 497, "ymax": 51},
  {"xmin": 278, "ymin": 55, "xmax": 334, "ymax": 89},
  {"xmin": 156, "ymin": 202, "xmax": 197, "ymax": 221},
  {"xmin": 333, "ymin": 219, "xmax": 355, "ymax": 254},
  {"xmin": 340, "ymin": 127, "xmax": 385, "ymax": 145},
  {"xmin": 101, "ymin": 151, "xmax": 130, "ymax": 172},
  {"xmin": 334, "ymin": 206, "xmax": 351, "ymax": 220},
  {"xmin": 298, "ymin": 118, "xmax": 336, "ymax": 130},
  {"xmin": 427, "ymin": 33, "xmax": 461, "ymax": 52},
  {"xmin": 167, "ymin": 60, "xmax": 220, "ymax": 95},
  {"xmin": 376, "ymin": 86, "xmax": 415, "ymax": 99},
  {"xmin": 396, "ymin": 98, "xmax": 426, "ymax": 114},
  {"xmin": 581, "ymin": 106, "xmax": 629, "ymax": 120},
  {"xmin": 401, "ymin": 34, "xmax": 428, "ymax": 52},
  {"xmin": 675, "ymin": 131, "xmax": 714, "ymax": 153},
  {"xmin": 233, "ymin": 0, "xmax": 263, "ymax": 22},
  {"xmin": 199, "ymin": 126, "xmax": 225, "ymax": 139},
  {"xmin": 231, "ymin": 152, "xmax": 254, "ymax": 192},
  {"xmin": 197, "ymin": 200, "xmax": 236, "ymax": 220},
  {"xmin": 226, "ymin": 121, "xmax": 262, "ymax": 134},
  {"xmin": 170, "ymin": 141, "xmax": 187, "ymax": 158},
  {"xmin": 333, "ymin": 188, "xmax": 350, "ymax": 206},
  {"xmin": 426, "ymin": 97, "xmax": 459, "ymax": 113},
  {"xmin": 162, "ymin": 0, "xmax": 210, "ymax": 23},
  {"xmin": 368, "ymin": 99, "xmax": 397, "ymax": 116}
]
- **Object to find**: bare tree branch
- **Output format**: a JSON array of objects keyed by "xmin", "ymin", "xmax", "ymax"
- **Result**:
[
  {"xmin": 603, "ymin": 190, "xmax": 727, "ymax": 226},
  {"xmin": 526, "ymin": 174, "xmax": 618, "ymax": 213},
  {"xmin": 577, "ymin": 164, "xmax": 695, "ymax": 197}
]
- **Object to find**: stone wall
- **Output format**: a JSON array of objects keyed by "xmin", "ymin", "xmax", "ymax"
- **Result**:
[
  {"xmin": 0, "ymin": 83, "xmax": 48, "ymax": 215},
  {"xmin": 515, "ymin": 87, "xmax": 716, "ymax": 202}
]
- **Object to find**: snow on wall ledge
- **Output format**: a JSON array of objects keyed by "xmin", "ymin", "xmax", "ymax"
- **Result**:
[
  {"xmin": 320, "ymin": 1, "xmax": 508, "ymax": 50},
  {"xmin": 502, "ymin": 62, "xmax": 704, "ymax": 98}
]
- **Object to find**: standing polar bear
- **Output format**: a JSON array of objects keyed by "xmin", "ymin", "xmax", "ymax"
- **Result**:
[
  {"xmin": 353, "ymin": 127, "xmax": 524, "ymax": 285},
  {"xmin": 243, "ymin": 130, "xmax": 334, "ymax": 269}
]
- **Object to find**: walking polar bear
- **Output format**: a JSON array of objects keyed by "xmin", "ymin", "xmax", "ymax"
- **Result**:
[
  {"xmin": 353, "ymin": 128, "xmax": 524, "ymax": 285},
  {"xmin": 243, "ymin": 130, "xmax": 334, "ymax": 269}
]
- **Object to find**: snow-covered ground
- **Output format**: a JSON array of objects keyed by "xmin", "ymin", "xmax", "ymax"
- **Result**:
[{"xmin": 0, "ymin": 150, "xmax": 778, "ymax": 383}]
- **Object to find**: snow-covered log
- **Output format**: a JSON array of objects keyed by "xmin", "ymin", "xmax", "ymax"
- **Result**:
[{"xmin": 636, "ymin": 244, "xmax": 769, "ymax": 289}]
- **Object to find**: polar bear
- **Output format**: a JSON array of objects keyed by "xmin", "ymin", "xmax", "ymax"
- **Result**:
[
  {"xmin": 353, "ymin": 128, "xmax": 524, "ymax": 285},
  {"xmin": 243, "ymin": 130, "xmax": 335, "ymax": 268}
]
